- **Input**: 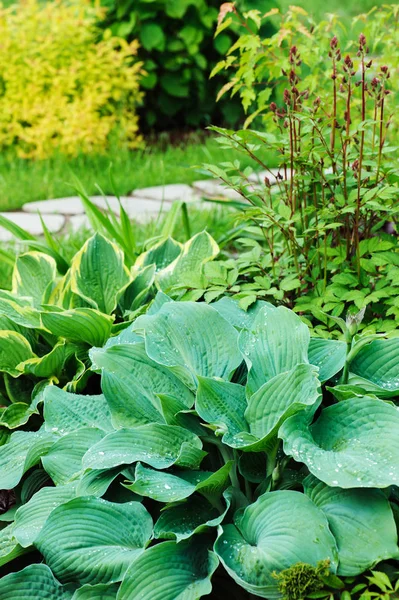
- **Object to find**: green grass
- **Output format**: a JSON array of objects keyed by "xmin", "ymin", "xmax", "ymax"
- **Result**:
[
  {"xmin": 278, "ymin": 0, "xmax": 386, "ymax": 19},
  {"xmin": 0, "ymin": 134, "xmax": 264, "ymax": 212}
]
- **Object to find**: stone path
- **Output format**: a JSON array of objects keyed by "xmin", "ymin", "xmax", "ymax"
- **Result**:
[{"xmin": 0, "ymin": 170, "xmax": 283, "ymax": 241}]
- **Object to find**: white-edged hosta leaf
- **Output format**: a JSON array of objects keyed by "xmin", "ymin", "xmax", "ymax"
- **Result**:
[
  {"xmin": 0, "ymin": 330, "xmax": 34, "ymax": 376},
  {"xmin": 42, "ymin": 428, "xmax": 105, "ymax": 485},
  {"xmin": 0, "ymin": 402, "xmax": 39, "ymax": 429},
  {"xmin": 20, "ymin": 340, "xmax": 67, "ymax": 379},
  {"xmin": 90, "ymin": 343, "xmax": 193, "ymax": 427},
  {"xmin": 0, "ymin": 315, "xmax": 37, "ymax": 347},
  {"xmin": 308, "ymin": 338, "xmax": 347, "ymax": 382},
  {"xmin": 43, "ymin": 386, "xmax": 113, "ymax": 434},
  {"xmin": 156, "ymin": 231, "xmax": 219, "ymax": 291},
  {"xmin": 83, "ymin": 424, "xmax": 205, "ymax": 471},
  {"xmin": 41, "ymin": 308, "xmax": 114, "ymax": 347},
  {"xmin": 0, "ymin": 290, "xmax": 40, "ymax": 328},
  {"xmin": 117, "ymin": 538, "xmax": 218, "ymax": 600},
  {"xmin": 304, "ymin": 475, "xmax": 399, "ymax": 575},
  {"xmin": 0, "ymin": 523, "xmax": 27, "ymax": 566},
  {"xmin": 13, "ymin": 484, "xmax": 77, "ymax": 547},
  {"xmin": 349, "ymin": 338, "xmax": 399, "ymax": 395},
  {"xmin": 239, "ymin": 305, "xmax": 310, "ymax": 395},
  {"xmin": 70, "ymin": 233, "xmax": 131, "ymax": 314},
  {"xmin": 72, "ymin": 583, "xmax": 118, "ymax": 600},
  {"xmin": 280, "ymin": 397, "xmax": 399, "ymax": 488},
  {"xmin": 0, "ymin": 564, "xmax": 72, "ymax": 600},
  {"xmin": 135, "ymin": 236, "xmax": 182, "ymax": 272},
  {"xmin": 133, "ymin": 301, "xmax": 241, "ymax": 386},
  {"xmin": 211, "ymin": 297, "xmax": 273, "ymax": 330},
  {"xmin": 124, "ymin": 461, "xmax": 232, "ymax": 503},
  {"xmin": 36, "ymin": 497, "xmax": 152, "ymax": 584},
  {"xmin": 214, "ymin": 491, "xmax": 338, "ymax": 599},
  {"xmin": 0, "ymin": 429, "xmax": 56, "ymax": 489},
  {"xmin": 12, "ymin": 252, "xmax": 57, "ymax": 306}
]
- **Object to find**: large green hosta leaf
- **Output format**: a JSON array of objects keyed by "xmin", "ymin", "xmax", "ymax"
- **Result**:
[
  {"xmin": 239, "ymin": 305, "xmax": 310, "ymax": 395},
  {"xmin": 43, "ymin": 386, "xmax": 113, "ymax": 434},
  {"xmin": 72, "ymin": 583, "xmax": 118, "ymax": 600},
  {"xmin": 0, "ymin": 290, "xmax": 40, "ymax": 328},
  {"xmin": 308, "ymin": 338, "xmax": 347, "ymax": 382},
  {"xmin": 90, "ymin": 342, "xmax": 193, "ymax": 427},
  {"xmin": 13, "ymin": 484, "xmax": 77, "ymax": 547},
  {"xmin": 0, "ymin": 330, "xmax": 34, "ymax": 376},
  {"xmin": 0, "ymin": 523, "xmax": 27, "ymax": 566},
  {"xmin": 135, "ymin": 237, "xmax": 182, "ymax": 272},
  {"xmin": 41, "ymin": 308, "xmax": 114, "ymax": 347},
  {"xmin": 117, "ymin": 538, "xmax": 218, "ymax": 600},
  {"xmin": 36, "ymin": 497, "xmax": 152, "ymax": 584},
  {"xmin": 70, "ymin": 233, "xmax": 130, "ymax": 314},
  {"xmin": 0, "ymin": 430, "xmax": 55, "ymax": 489},
  {"xmin": 214, "ymin": 491, "xmax": 338, "ymax": 599},
  {"xmin": 280, "ymin": 397, "xmax": 399, "ymax": 488},
  {"xmin": 83, "ymin": 424, "xmax": 205, "ymax": 471},
  {"xmin": 211, "ymin": 297, "xmax": 273, "ymax": 330},
  {"xmin": 349, "ymin": 338, "xmax": 399, "ymax": 396},
  {"xmin": 12, "ymin": 252, "xmax": 57, "ymax": 306},
  {"xmin": 133, "ymin": 301, "xmax": 242, "ymax": 386},
  {"xmin": 0, "ymin": 564, "xmax": 72, "ymax": 600},
  {"xmin": 304, "ymin": 475, "xmax": 399, "ymax": 575}
]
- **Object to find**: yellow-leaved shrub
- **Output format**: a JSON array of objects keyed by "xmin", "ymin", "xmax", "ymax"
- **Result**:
[{"xmin": 0, "ymin": 0, "xmax": 143, "ymax": 159}]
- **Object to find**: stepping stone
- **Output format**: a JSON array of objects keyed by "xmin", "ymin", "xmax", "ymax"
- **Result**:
[
  {"xmin": 68, "ymin": 215, "xmax": 92, "ymax": 232},
  {"xmin": 192, "ymin": 179, "xmax": 244, "ymax": 201},
  {"xmin": 23, "ymin": 197, "xmax": 85, "ymax": 215},
  {"xmin": 131, "ymin": 184, "xmax": 199, "ymax": 203},
  {"xmin": 0, "ymin": 212, "xmax": 65, "ymax": 242},
  {"xmin": 90, "ymin": 196, "xmax": 169, "ymax": 221}
]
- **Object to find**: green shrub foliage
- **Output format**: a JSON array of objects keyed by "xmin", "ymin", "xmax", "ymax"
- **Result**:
[
  {"xmin": 0, "ymin": 231, "xmax": 398, "ymax": 598},
  {"xmin": 99, "ymin": 0, "xmax": 274, "ymax": 129}
]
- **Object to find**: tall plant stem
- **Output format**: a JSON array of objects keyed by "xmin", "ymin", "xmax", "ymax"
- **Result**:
[{"xmin": 355, "ymin": 54, "xmax": 366, "ymax": 276}]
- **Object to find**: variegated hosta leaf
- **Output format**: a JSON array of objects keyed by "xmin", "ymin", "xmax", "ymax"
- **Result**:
[
  {"xmin": 133, "ymin": 301, "xmax": 242, "ymax": 387},
  {"xmin": 35, "ymin": 497, "xmax": 152, "ymax": 584},
  {"xmin": 89, "ymin": 342, "xmax": 193, "ymax": 427},
  {"xmin": 135, "ymin": 236, "xmax": 182, "ymax": 272},
  {"xmin": 42, "ymin": 428, "xmax": 105, "ymax": 485},
  {"xmin": 82, "ymin": 424, "xmax": 205, "ymax": 471},
  {"xmin": 124, "ymin": 461, "xmax": 232, "ymax": 503},
  {"xmin": 156, "ymin": 231, "xmax": 219, "ymax": 291},
  {"xmin": 0, "ymin": 402, "xmax": 39, "ymax": 430},
  {"xmin": 239, "ymin": 304, "xmax": 310, "ymax": 395},
  {"xmin": 117, "ymin": 538, "xmax": 219, "ymax": 600},
  {"xmin": 349, "ymin": 338, "xmax": 399, "ymax": 397},
  {"xmin": 0, "ymin": 430, "xmax": 56, "ymax": 489},
  {"xmin": 13, "ymin": 484, "xmax": 77, "ymax": 547},
  {"xmin": 12, "ymin": 251, "xmax": 57, "ymax": 306},
  {"xmin": 20, "ymin": 340, "xmax": 67, "ymax": 379},
  {"xmin": 0, "ymin": 330, "xmax": 34, "ymax": 376},
  {"xmin": 304, "ymin": 475, "xmax": 399, "ymax": 575},
  {"xmin": 280, "ymin": 397, "xmax": 399, "ymax": 488},
  {"xmin": 0, "ymin": 290, "xmax": 40, "ymax": 328},
  {"xmin": 121, "ymin": 264, "xmax": 155, "ymax": 312},
  {"xmin": 215, "ymin": 491, "xmax": 338, "ymax": 599},
  {"xmin": 0, "ymin": 564, "xmax": 72, "ymax": 600},
  {"xmin": 308, "ymin": 338, "xmax": 347, "ymax": 383},
  {"xmin": 41, "ymin": 308, "xmax": 114, "ymax": 347},
  {"xmin": 43, "ymin": 386, "xmax": 113, "ymax": 434},
  {"xmin": 70, "ymin": 233, "xmax": 131, "ymax": 314}
]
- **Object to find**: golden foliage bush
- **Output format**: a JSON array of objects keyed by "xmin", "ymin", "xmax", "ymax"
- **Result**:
[{"xmin": 0, "ymin": 0, "xmax": 143, "ymax": 159}]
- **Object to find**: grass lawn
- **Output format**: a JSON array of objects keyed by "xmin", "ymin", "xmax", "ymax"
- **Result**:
[{"xmin": 0, "ymin": 133, "xmax": 268, "ymax": 212}]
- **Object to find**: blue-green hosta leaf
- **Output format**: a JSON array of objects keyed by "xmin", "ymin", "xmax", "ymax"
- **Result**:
[
  {"xmin": 104, "ymin": 325, "xmax": 142, "ymax": 349},
  {"xmin": 133, "ymin": 301, "xmax": 242, "ymax": 387},
  {"xmin": 42, "ymin": 428, "xmax": 105, "ymax": 485},
  {"xmin": 20, "ymin": 468, "xmax": 51, "ymax": 503},
  {"xmin": 146, "ymin": 290, "xmax": 174, "ymax": 315},
  {"xmin": 0, "ymin": 290, "xmax": 41, "ymax": 328},
  {"xmin": 72, "ymin": 583, "xmax": 118, "ymax": 600},
  {"xmin": 83, "ymin": 424, "xmax": 205, "ymax": 471},
  {"xmin": 41, "ymin": 308, "xmax": 114, "ymax": 347},
  {"xmin": 349, "ymin": 338, "xmax": 399, "ymax": 396},
  {"xmin": 70, "ymin": 233, "xmax": 131, "ymax": 314},
  {"xmin": 0, "ymin": 330, "xmax": 34, "ymax": 376},
  {"xmin": 124, "ymin": 461, "xmax": 232, "ymax": 503},
  {"xmin": 0, "ymin": 523, "xmax": 27, "ymax": 566},
  {"xmin": 280, "ymin": 397, "xmax": 399, "ymax": 488},
  {"xmin": 43, "ymin": 386, "xmax": 113, "ymax": 434},
  {"xmin": 308, "ymin": 338, "xmax": 347, "ymax": 382},
  {"xmin": 239, "ymin": 305, "xmax": 310, "ymax": 395},
  {"xmin": 36, "ymin": 497, "xmax": 152, "ymax": 584},
  {"xmin": 154, "ymin": 487, "xmax": 248, "ymax": 542},
  {"xmin": 0, "ymin": 564, "xmax": 72, "ymax": 600},
  {"xmin": 77, "ymin": 467, "xmax": 122, "ymax": 497},
  {"xmin": 0, "ymin": 430, "xmax": 56, "ymax": 489},
  {"xmin": 12, "ymin": 251, "xmax": 57, "ymax": 306},
  {"xmin": 117, "ymin": 538, "xmax": 218, "ymax": 600},
  {"xmin": 135, "ymin": 236, "xmax": 182, "ymax": 272},
  {"xmin": 90, "ymin": 343, "xmax": 193, "ymax": 427},
  {"xmin": 304, "ymin": 475, "xmax": 399, "ymax": 575},
  {"xmin": 211, "ymin": 296, "xmax": 274, "ymax": 330},
  {"xmin": 156, "ymin": 231, "xmax": 219, "ymax": 291},
  {"xmin": 215, "ymin": 491, "xmax": 338, "ymax": 599},
  {"xmin": 14, "ymin": 484, "xmax": 77, "ymax": 547}
]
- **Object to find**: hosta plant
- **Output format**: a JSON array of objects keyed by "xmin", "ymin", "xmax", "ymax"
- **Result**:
[{"xmin": 0, "ymin": 251, "xmax": 398, "ymax": 599}]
